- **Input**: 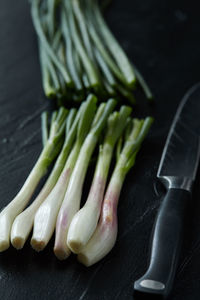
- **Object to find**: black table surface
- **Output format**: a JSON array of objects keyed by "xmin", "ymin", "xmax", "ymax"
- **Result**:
[{"xmin": 0, "ymin": 0, "xmax": 200, "ymax": 299}]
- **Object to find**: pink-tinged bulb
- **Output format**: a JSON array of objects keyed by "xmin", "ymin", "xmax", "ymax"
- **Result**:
[
  {"xmin": 78, "ymin": 216, "xmax": 118, "ymax": 267},
  {"xmin": 77, "ymin": 187, "xmax": 120, "ymax": 266},
  {"xmin": 59, "ymin": 168, "xmax": 71, "ymax": 184},
  {"xmin": 87, "ymin": 175, "xmax": 106, "ymax": 205},
  {"xmin": 54, "ymin": 210, "xmax": 71, "ymax": 260},
  {"xmin": 67, "ymin": 175, "xmax": 107, "ymax": 253},
  {"xmin": 101, "ymin": 185, "xmax": 121, "ymax": 224},
  {"xmin": 57, "ymin": 210, "xmax": 68, "ymax": 228}
]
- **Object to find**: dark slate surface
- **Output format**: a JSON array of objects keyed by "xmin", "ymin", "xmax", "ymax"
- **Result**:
[{"xmin": 0, "ymin": 0, "xmax": 200, "ymax": 299}]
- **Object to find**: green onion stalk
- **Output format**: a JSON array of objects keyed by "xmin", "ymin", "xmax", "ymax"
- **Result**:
[
  {"xmin": 78, "ymin": 117, "xmax": 154, "ymax": 266},
  {"xmin": 31, "ymin": 0, "xmax": 72, "ymax": 87},
  {"xmin": 88, "ymin": 0, "xmax": 136, "ymax": 88},
  {"xmin": 61, "ymin": 10, "xmax": 83, "ymax": 94},
  {"xmin": 85, "ymin": 7, "xmax": 127, "ymax": 87},
  {"xmin": 11, "ymin": 108, "xmax": 78, "ymax": 249},
  {"xmin": 63, "ymin": 1, "xmax": 100, "ymax": 90},
  {"xmin": 85, "ymin": 0, "xmax": 153, "ymax": 99},
  {"xmin": 0, "ymin": 107, "xmax": 68, "ymax": 252},
  {"xmin": 67, "ymin": 106, "xmax": 132, "ymax": 254},
  {"xmin": 31, "ymin": 94, "xmax": 98, "ymax": 252},
  {"xmin": 30, "ymin": 0, "xmax": 153, "ymax": 103},
  {"xmin": 54, "ymin": 98, "xmax": 116, "ymax": 260}
]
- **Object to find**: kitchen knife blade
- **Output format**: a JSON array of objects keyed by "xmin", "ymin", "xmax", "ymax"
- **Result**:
[{"xmin": 133, "ymin": 83, "xmax": 200, "ymax": 299}]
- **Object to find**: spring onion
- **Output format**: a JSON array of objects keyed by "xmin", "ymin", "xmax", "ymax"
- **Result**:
[
  {"xmin": 67, "ymin": 106, "xmax": 132, "ymax": 254},
  {"xmin": 31, "ymin": 0, "xmax": 72, "ymax": 87},
  {"xmin": 10, "ymin": 108, "xmax": 78, "ymax": 249},
  {"xmin": 31, "ymin": 94, "xmax": 97, "ymax": 251},
  {"xmin": 54, "ymin": 98, "xmax": 116, "ymax": 260},
  {"xmin": 64, "ymin": 1, "xmax": 100, "ymax": 89},
  {"xmin": 86, "ymin": 0, "xmax": 136, "ymax": 87},
  {"xmin": 78, "ymin": 117, "xmax": 153, "ymax": 266},
  {"xmin": 61, "ymin": 10, "xmax": 83, "ymax": 93},
  {"xmin": 30, "ymin": 0, "xmax": 153, "ymax": 103},
  {"xmin": 0, "ymin": 107, "xmax": 68, "ymax": 252}
]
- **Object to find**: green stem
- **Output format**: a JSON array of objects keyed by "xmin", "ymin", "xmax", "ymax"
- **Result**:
[
  {"xmin": 41, "ymin": 111, "xmax": 49, "ymax": 147},
  {"xmin": 61, "ymin": 10, "xmax": 83, "ymax": 92},
  {"xmin": 46, "ymin": 0, "xmax": 57, "ymax": 40},
  {"xmin": 63, "ymin": 1, "xmax": 100, "ymax": 88},
  {"xmin": 31, "ymin": 0, "xmax": 72, "ymax": 86},
  {"xmin": 52, "ymin": 30, "xmax": 62, "ymax": 51},
  {"xmin": 91, "ymin": 0, "xmax": 136, "ymax": 87},
  {"xmin": 85, "ymin": 6, "xmax": 127, "ymax": 86},
  {"xmin": 91, "ymin": 98, "xmax": 116, "ymax": 136},
  {"xmin": 72, "ymin": 0, "xmax": 95, "ymax": 61},
  {"xmin": 94, "ymin": 48, "xmax": 116, "ymax": 87},
  {"xmin": 39, "ymin": 43, "xmax": 56, "ymax": 98},
  {"xmin": 88, "ymin": 106, "xmax": 132, "ymax": 198}
]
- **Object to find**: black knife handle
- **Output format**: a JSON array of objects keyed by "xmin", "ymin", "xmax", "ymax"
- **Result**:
[{"xmin": 133, "ymin": 188, "xmax": 191, "ymax": 299}]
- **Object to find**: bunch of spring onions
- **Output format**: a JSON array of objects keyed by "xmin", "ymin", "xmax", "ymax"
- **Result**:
[
  {"xmin": 30, "ymin": 0, "xmax": 153, "ymax": 104},
  {"xmin": 0, "ymin": 107, "xmax": 68, "ymax": 251},
  {"xmin": 0, "ymin": 94, "xmax": 153, "ymax": 266}
]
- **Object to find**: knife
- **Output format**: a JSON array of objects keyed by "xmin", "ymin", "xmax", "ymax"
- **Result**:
[{"xmin": 133, "ymin": 83, "xmax": 200, "ymax": 299}]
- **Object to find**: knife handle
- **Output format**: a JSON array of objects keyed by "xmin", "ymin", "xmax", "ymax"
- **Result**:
[{"xmin": 133, "ymin": 188, "xmax": 191, "ymax": 299}]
